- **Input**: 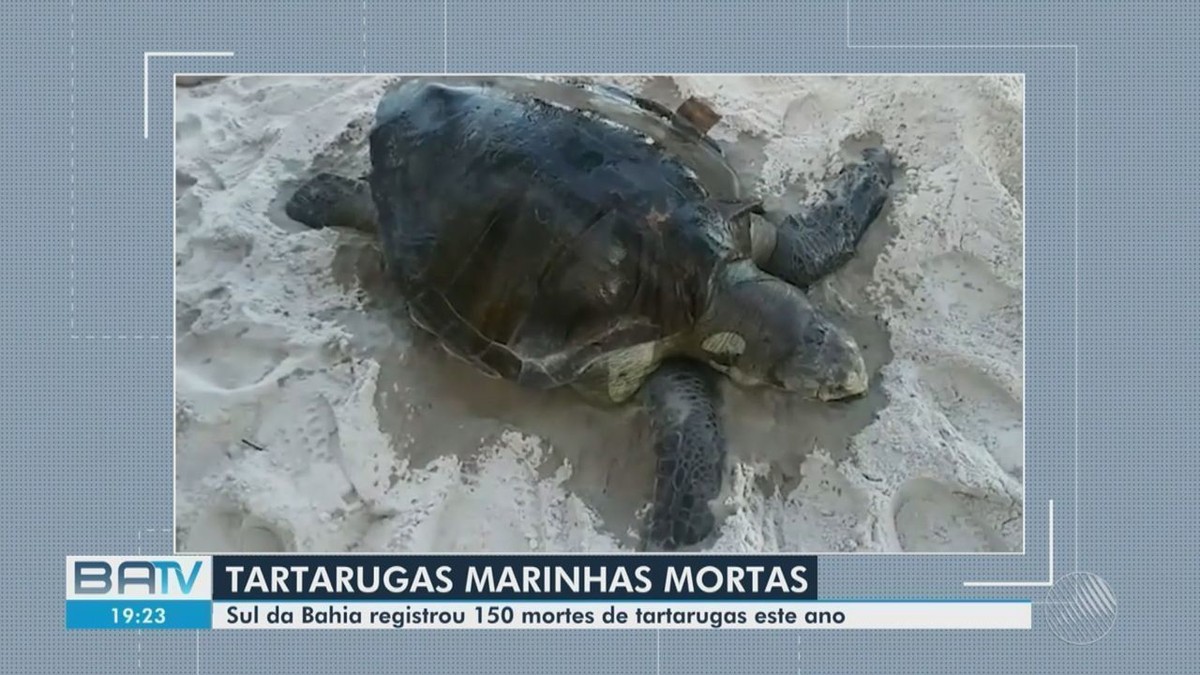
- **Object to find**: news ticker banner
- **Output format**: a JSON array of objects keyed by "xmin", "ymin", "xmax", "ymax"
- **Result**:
[{"xmin": 64, "ymin": 555, "xmax": 1031, "ymax": 631}]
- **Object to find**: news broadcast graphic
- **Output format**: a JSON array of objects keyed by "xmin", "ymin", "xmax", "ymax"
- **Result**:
[
  {"xmin": 6, "ymin": 0, "xmax": 1183, "ymax": 671},
  {"xmin": 66, "ymin": 555, "xmax": 1031, "ymax": 631},
  {"xmin": 66, "ymin": 557, "xmax": 212, "ymax": 629}
]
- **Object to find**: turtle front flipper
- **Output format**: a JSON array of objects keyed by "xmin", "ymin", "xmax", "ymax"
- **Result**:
[
  {"xmin": 760, "ymin": 147, "xmax": 896, "ymax": 289},
  {"xmin": 285, "ymin": 172, "xmax": 380, "ymax": 234},
  {"xmin": 640, "ymin": 358, "xmax": 726, "ymax": 550}
]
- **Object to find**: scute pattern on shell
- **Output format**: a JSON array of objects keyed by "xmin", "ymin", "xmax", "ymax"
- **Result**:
[{"xmin": 366, "ymin": 79, "xmax": 754, "ymax": 399}]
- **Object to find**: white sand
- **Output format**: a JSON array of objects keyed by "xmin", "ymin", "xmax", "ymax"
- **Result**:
[{"xmin": 174, "ymin": 74, "xmax": 1024, "ymax": 554}]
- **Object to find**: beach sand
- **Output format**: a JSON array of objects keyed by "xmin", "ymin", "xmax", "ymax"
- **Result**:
[{"xmin": 174, "ymin": 74, "xmax": 1024, "ymax": 553}]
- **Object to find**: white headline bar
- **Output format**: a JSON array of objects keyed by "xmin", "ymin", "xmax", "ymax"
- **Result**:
[{"xmin": 212, "ymin": 601, "xmax": 1031, "ymax": 630}]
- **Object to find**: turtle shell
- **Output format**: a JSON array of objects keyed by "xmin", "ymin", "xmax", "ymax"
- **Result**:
[{"xmin": 367, "ymin": 78, "xmax": 759, "ymax": 401}]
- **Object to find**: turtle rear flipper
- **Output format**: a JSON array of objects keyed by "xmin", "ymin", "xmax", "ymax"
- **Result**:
[
  {"xmin": 640, "ymin": 359, "xmax": 726, "ymax": 550},
  {"xmin": 761, "ymin": 147, "xmax": 896, "ymax": 289},
  {"xmin": 285, "ymin": 172, "xmax": 380, "ymax": 234}
]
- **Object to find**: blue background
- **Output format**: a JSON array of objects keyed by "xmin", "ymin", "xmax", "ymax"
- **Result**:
[
  {"xmin": 65, "ymin": 600, "xmax": 213, "ymax": 630},
  {"xmin": 2, "ymin": 0, "xmax": 1194, "ymax": 672}
]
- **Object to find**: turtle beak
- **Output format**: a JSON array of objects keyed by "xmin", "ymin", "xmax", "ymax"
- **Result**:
[
  {"xmin": 775, "ymin": 346, "xmax": 868, "ymax": 400},
  {"xmin": 821, "ymin": 354, "xmax": 868, "ymax": 400},
  {"xmin": 816, "ymin": 349, "xmax": 869, "ymax": 401}
]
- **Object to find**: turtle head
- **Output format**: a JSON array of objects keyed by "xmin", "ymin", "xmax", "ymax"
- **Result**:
[{"xmin": 697, "ymin": 262, "xmax": 868, "ymax": 401}]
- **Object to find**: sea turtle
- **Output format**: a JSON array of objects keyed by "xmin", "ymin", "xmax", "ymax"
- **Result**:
[{"xmin": 285, "ymin": 77, "xmax": 896, "ymax": 550}]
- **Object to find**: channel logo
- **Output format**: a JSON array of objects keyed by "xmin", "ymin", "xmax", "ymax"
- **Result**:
[{"xmin": 65, "ymin": 556, "xmax": 212, "ymax": 600}]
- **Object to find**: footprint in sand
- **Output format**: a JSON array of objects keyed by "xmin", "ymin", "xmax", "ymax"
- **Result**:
[
  {"xmin": 914, "ymin": 251, "xmax": 1023, "ymax": 478},
  {"xmin": 177, "ymin": 226, "xmax": 255, "ymax": 286},
  {"xmin": 922, "ymin": 364, "xmax": 1023, "ymax": 479},
  {"xmin": 183, "ymin": 509, "xmax": 290, "ymax": 552},
  {"xmin": 176, "ymin": 322, "xmax": 319, "ymax": 396},
  {"xmin": 917, "ymin": 250, "xmax": 1017, "ymax": 323},
  {"xmin": 891, "ymin": 478, "xmax": 1020, "ymax": 552},
  {"xmin": 183, "ymin": 390, "xmax": 363, "ymax": 552},
  {"xmin": 257, "ymin": 392, "xmax": 340, "ymax": 462}
]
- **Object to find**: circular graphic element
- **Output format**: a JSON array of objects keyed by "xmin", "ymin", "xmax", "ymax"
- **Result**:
[{"xmin": 1043, "ymin": 572, "xmax": 1117, "ymax": 645}]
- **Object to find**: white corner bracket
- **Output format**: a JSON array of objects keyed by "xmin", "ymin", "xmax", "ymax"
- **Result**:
[
  {"xmin": 963, "ymin": 500, "xmax": 1054, "ymax": 587},
  {"xmin": 143, "ymin": 51, "xmax": 234, "ymax": 138}
]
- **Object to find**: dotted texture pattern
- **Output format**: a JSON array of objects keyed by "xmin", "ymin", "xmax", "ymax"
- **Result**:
[{"xmin": 0, "ymin": 1, "xmax": 1195, "ymax": 673}]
